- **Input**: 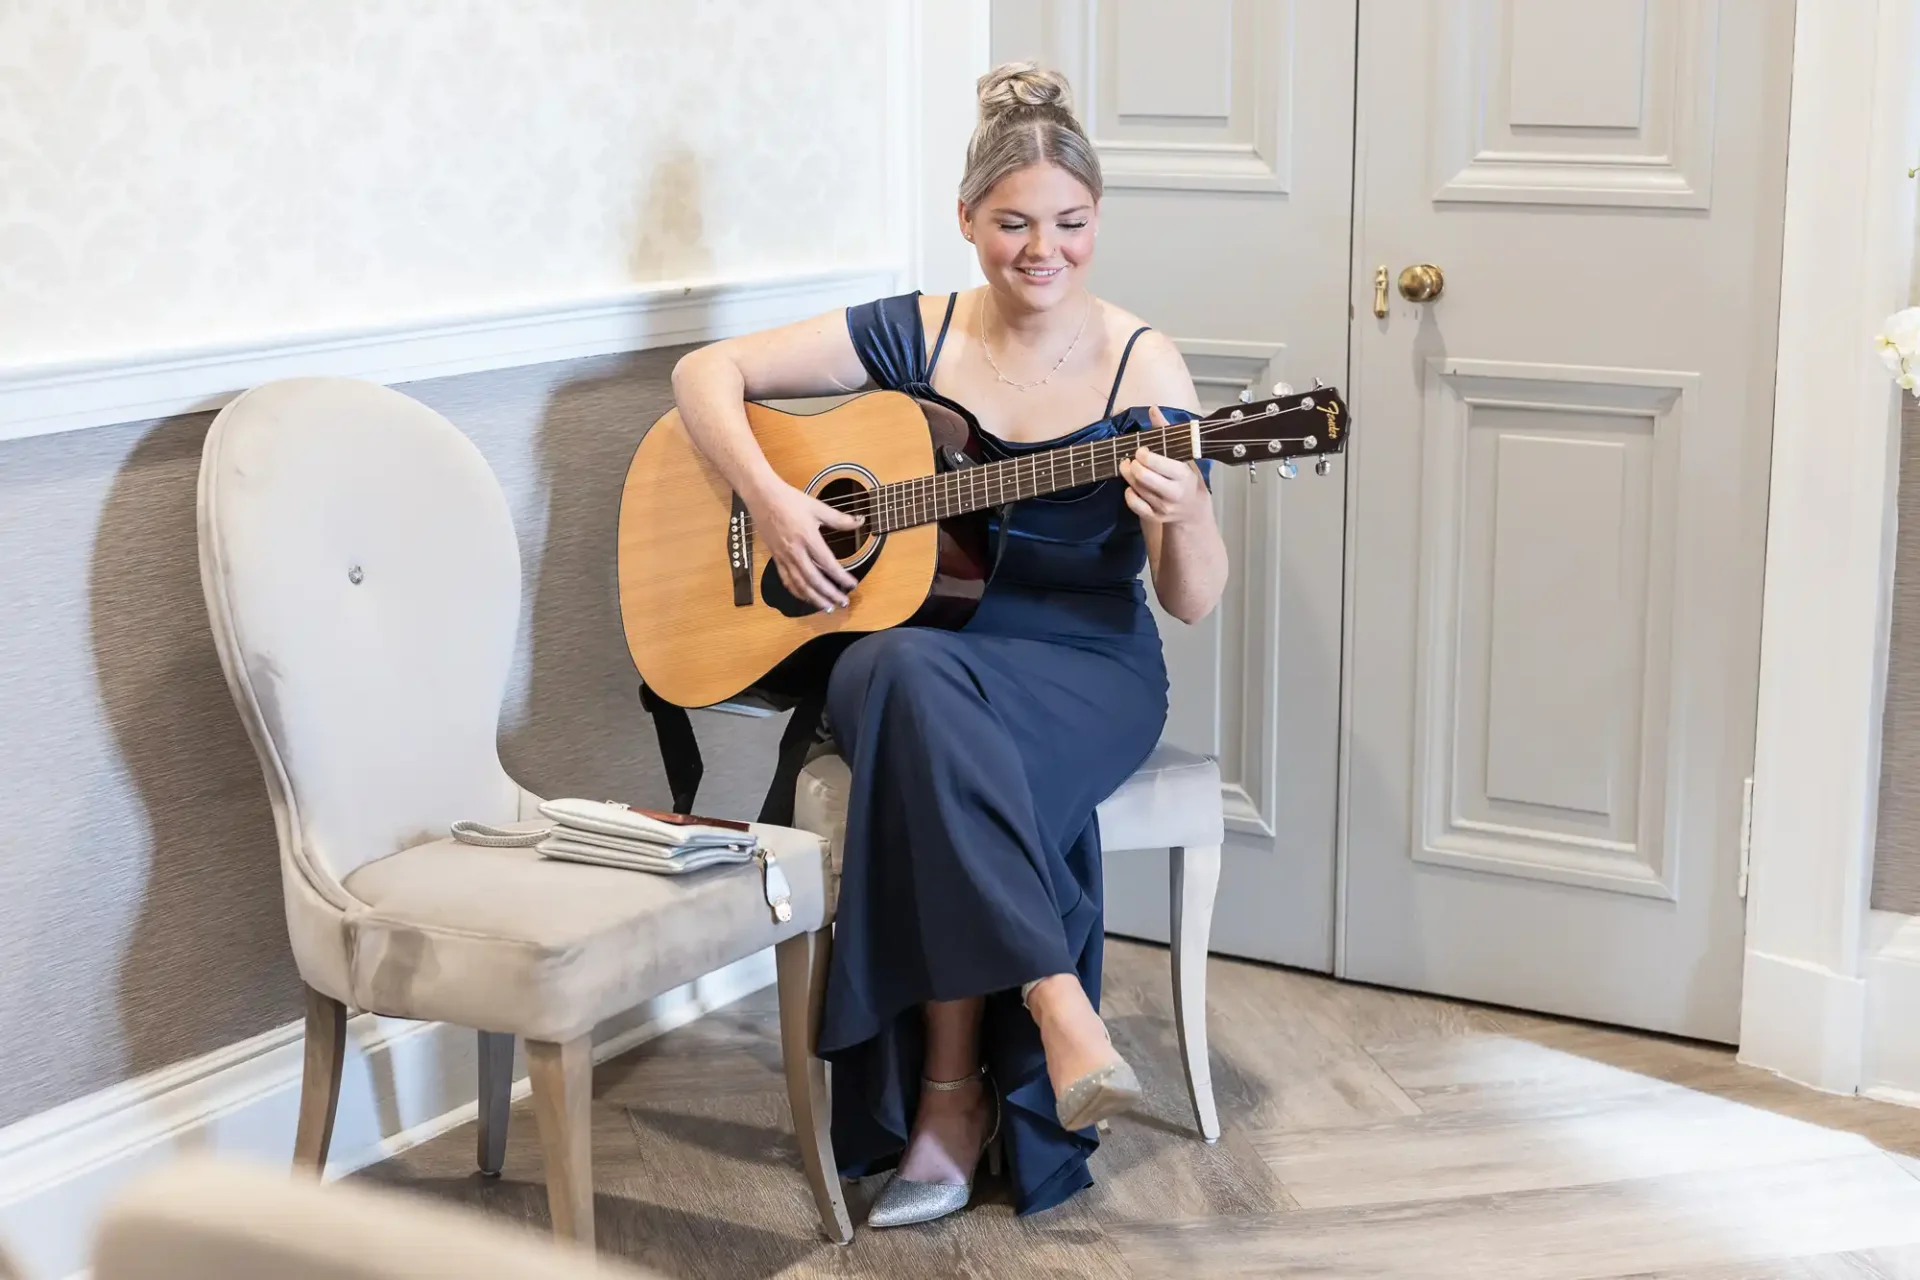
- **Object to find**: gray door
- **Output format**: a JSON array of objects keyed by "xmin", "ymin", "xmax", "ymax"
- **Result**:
[
  {"xmin": 992, "ymin": 0, "xmax": 1356, "ymax": 969},
  {"xmin": 1340, "ymin": 0, "xmax": 1794, "ymax": 1040}
]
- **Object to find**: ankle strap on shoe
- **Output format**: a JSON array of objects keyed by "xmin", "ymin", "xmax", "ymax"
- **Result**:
[{"xmin": 922, "ymin": 1068, "xmax": 984, "ymax": 1091}]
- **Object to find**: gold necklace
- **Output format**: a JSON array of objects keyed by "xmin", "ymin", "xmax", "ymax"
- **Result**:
[{"xmin": 979, "ymin": 291, "xmax": 1093, "ymax": 392}]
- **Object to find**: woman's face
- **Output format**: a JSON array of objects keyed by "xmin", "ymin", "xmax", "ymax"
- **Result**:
[{"xmin": 961, "ymin": 163, "xmax": 1099, "ymax": 311}]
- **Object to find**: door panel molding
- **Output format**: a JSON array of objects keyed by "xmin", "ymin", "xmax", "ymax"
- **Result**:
[
  {"xmin": 1049, "ymin": 0, "xmax": 1295, "ymax": 193},
  {"xmin": 1168, "ymin": 336, "xmax": 1288, "ymax": 838},
  {"xmin": 1432, "ymin": 0, "xmax": 1720, "ymax": 208},
  {"xmin": 1412, "ymin": 358, "xmax": 1699, "ymax": 899}
]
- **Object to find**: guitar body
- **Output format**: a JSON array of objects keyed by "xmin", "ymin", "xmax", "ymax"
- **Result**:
[{"xmin": 618, "ymin": 390, "xmax": 992, "ymax": 708}]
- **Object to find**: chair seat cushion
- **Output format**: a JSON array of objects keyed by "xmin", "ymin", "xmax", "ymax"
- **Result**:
[
  {"xmin": 340, "ymin": 822, "xmax": 826, "ymax": 1042},
  {"xmin": 794, "ymin": 741, "xmax": 1223, "ymax": 901},
  {"xmin": 1093, "ymin": 742, "xmax": 1225, "ymax": 852}
]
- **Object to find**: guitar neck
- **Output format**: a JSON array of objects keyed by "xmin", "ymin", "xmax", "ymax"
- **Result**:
[{"xmin": 864, "ymin": 421, "xmax": 1197, "ymax": 534}]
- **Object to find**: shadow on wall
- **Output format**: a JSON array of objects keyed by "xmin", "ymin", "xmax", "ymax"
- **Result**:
[
  {"xmin": 503, "ymin": 143, "xmax": 781, "ymax": 817},
  {"xmin": 88, "ymin": 413, "xmax": 302, "ymax": 1080},
  {"xmin": 502, "ymin": 345, "xmax": 790, "ymax": 818}
]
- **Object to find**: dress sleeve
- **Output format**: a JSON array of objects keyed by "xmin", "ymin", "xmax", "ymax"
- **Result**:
[{"xmin": 844, "ymin": 293, "xmax": 929, "ymax": 393}]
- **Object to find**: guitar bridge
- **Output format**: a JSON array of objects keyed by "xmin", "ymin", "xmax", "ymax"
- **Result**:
[{"xmin": 728, "ymin": 494, "xmax": 752, "ymax": 607}]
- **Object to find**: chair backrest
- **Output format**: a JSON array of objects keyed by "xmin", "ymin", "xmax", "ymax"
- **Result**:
[{"xmin": 198, "ymin": 377, "xmax": 522, "ymax": 890}]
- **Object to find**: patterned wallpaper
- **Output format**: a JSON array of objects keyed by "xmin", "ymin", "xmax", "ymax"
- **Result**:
[{"xmin": 0, "ymin": 0, "xmax": 890, "ymax": 367}]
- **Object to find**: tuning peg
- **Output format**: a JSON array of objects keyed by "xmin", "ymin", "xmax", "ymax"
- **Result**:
[
  {"xmin": 1249, "ymin": 463, "xmax": 1260, "ymax": 484},
  {"xmin": 1238, "ymin": 387, "xmax": 1255, "ymax": 404},
  {"xmin": 1278, "ymin": 460, "xmax": 1298, "ymax": 479},
  {"xmin": 1311, "ymin": 376, "xmax": 1326, "ymax": 391},
  {"xmin": 1316, "ymin": 457, "xmax": 1333, "ymax": 477},
  {"xmin": 1271, "ymin": 381, "xmax": 1294, "ymax": 398}
]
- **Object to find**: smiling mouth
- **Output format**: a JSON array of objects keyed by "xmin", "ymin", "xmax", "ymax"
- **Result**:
[{"xmin": 1016, "ymin": 265, "xmax": 1065, "ymax": 280}]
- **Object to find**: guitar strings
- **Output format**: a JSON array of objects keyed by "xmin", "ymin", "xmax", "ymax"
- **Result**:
[{"xmin": 738, "ymin": 402, "xmax": 1333, "ymax": 536}]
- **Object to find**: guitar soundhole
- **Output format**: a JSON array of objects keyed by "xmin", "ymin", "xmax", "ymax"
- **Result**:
[{"xmin": 817, "ymin": 476, "xmax": 872, "ymax": 561}]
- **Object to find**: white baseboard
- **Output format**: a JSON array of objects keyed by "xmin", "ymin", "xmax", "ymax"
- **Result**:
[
  {"xmin": 1863, "ymin": 910, "xmax": 1920, "ymax": 1103},
  {"xmin": 0, "ymin": 950, "xmax": 775, "ymax": 1280},
  {"xmin": 0, "ymin": 264, "xmax": 902, "ymax": 443},
  {"xmin": 1734, "ymin": 946, "xmax": 1868, "ymax": 1094}
]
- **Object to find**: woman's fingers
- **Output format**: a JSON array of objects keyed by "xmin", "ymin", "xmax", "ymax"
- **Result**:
[
  {"xmin": 792, "ymin": 553, "xmax": 848, "ymax": 611},
  {"xmin": 1124, "ymin": 486, "xmax": 1162, "ymax": 521},
  {"xmin": 807, "ymin": 528, "xmax": 859, "ymax": 593},
  {"xmin": 811, "ymin": 494, "xmax": 863, "ymax": 532},
  {"xmin": 1132, "ymin": 446, "xmax": 1190, "ymax": 480},
  {"xmin": 780, "ymin": 537, "xmax": 848, "ymax": 610},
  {"xmin": 806, "ymin": 498, "xmax": 862, "ymax": 591},
  {"xmin": 1124, "ymin": 451, "xmax": 1183, "ymax": 499}
]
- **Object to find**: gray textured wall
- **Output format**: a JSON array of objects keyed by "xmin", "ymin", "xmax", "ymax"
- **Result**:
[
  {"xmin": 0, "ymin": 345, "xmax": 786, "ymax": 1127},
  {"xmin": 1876, "ymin": 397, "xmax": 1920, "ymax": 913}
]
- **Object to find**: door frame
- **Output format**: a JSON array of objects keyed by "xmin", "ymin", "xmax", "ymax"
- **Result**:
[{"xmin": 1736, "ymin": 0, "xmax": 1920, "ymax": 1097}]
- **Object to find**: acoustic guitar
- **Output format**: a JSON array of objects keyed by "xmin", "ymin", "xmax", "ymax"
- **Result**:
[{"xmin": 617, "ymin": 383, "xmax": 1350, "ymax": 708}]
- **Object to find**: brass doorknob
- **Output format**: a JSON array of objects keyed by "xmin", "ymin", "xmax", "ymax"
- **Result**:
[{"xmin": 1398, "ymin": 263, "xmax": 1444, "ymax": 302}]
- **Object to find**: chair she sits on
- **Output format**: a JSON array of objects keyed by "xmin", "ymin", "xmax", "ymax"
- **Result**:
[
  {"xmin": 792, "ymin": 743, "xmax": 1225, "ymax": 1142},
  {"xmin": 195, "ymin": 376, "xmax": 851, "ymax": 1247}
]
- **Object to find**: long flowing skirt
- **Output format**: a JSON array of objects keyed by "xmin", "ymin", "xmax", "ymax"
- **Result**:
[{"xmin": 816, "ymin": 590, "xmax": 1166, "ymax": 1215}]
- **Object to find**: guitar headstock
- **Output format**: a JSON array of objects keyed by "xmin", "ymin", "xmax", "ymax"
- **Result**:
[{"xmin": 1192, "ymin": 380, "xmax": 1350, "ymax": 479}]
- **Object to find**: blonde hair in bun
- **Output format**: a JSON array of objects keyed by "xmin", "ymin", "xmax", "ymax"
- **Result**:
[
  {"xmin": 960, "ymin": 61, "xmax": 1102, "ymax": 210},
  {"xmin": 977, "ymin": 61, "xmax": 1073, "ymax": 116}
]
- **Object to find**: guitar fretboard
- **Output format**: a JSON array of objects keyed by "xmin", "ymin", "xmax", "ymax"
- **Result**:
[{"xmin": 858, "ymin": 421, "xmax": 1196, "ymax": 534}]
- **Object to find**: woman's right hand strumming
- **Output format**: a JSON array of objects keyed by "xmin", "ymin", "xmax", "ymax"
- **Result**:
[
  {"xmin": 668, "ymin": 305, "xmax": 878, "ymax": 613},
  {"xmin": 749, "ymin": 479, "xmax": 863, "ymax": 613}
]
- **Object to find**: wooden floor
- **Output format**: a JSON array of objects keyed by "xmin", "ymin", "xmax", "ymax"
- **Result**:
[{"xmin": 356, "ymin": 940, "xmax": 1920, "ymax": 1278}]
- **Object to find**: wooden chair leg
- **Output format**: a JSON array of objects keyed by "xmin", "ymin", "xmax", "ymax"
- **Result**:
[
  {"xmin": 1169, "ymin": 844, "xmax": 1223, "ymax": 1143},
  {"xmin": 293, "ymin": 986, "xmax": 347, "ymax": 1176},
  {"xmin": 526, "ymin": 1036, "xmax": 594, "ymax": 1246},
  {"xmin": 476, "ymin": 1031, "xmax": 515, "ymax": 1177},
  {"xmin": 775, "ymin": 930, "xmax": 853, "ymax": 1245}
]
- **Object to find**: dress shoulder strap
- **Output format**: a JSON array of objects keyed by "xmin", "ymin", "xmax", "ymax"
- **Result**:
[
  {"xmin": 927, "ymin": 292, "xmax": 958, "ymax": 375},
  {"xmin": 1104, "ymin": 326, "xmax": 1152, "ymax": 418}
]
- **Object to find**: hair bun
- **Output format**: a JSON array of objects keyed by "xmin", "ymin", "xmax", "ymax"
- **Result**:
[{"xmin": 977, "ymin": 61, "xmax": 1074, "ymax": 120}]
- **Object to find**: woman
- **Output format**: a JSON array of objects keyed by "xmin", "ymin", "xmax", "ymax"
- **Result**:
[{"xmin": 670, "ymin": 61, "xmax": 1229, "ymax": 1226}]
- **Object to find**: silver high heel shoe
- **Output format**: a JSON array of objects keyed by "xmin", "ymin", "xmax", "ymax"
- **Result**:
[
  {"xmin": 1024, "ymin": 978, "xmax": 1144, "ymax": 1132},
  {"xmin": 1055, "ymin": 1042, "xmax": 1143, "ymax": 1132},
  {"xmin": 866, "ymin": 1068, "xmax": 1002, "ymax": 1229}
]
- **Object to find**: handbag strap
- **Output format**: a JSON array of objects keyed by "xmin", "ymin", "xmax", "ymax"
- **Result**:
[{"xmin": 449, "ymin": 820, "xmax": 549, "ymax": 848}]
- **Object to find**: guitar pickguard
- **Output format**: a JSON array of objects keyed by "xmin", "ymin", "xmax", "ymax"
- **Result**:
[{"xmin": 759, "ymin": 540, "xmax": 886, "ymax": 618}]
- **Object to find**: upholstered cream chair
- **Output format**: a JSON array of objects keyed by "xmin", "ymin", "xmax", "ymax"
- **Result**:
[
  {"xmin": 795, "ymin": 742, "xmax": 1225, "ymax": 1140},
  {"xmin": 196, "ymin": 376, "xmax": 850, "ymax": 1247},
  {"xmin": 91, "ymin": 1156, "xmax": 667, "ymax": 1279}
]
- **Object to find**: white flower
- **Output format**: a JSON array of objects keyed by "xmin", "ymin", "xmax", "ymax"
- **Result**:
[{"xmin": 1876, "ymin": 307, "xmax": 1920, "ymax": 382}]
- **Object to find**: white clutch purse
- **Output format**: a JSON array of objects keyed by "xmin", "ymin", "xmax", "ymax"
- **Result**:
[{"xmin": 450, "ymin": 800, "xmax": 793, "ymax": 922}]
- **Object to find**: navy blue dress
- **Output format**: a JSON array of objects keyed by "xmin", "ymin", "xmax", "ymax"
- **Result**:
[{"xmin": 816, "ymin": 292, "xmax": 1203, "ymax": 1215}]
